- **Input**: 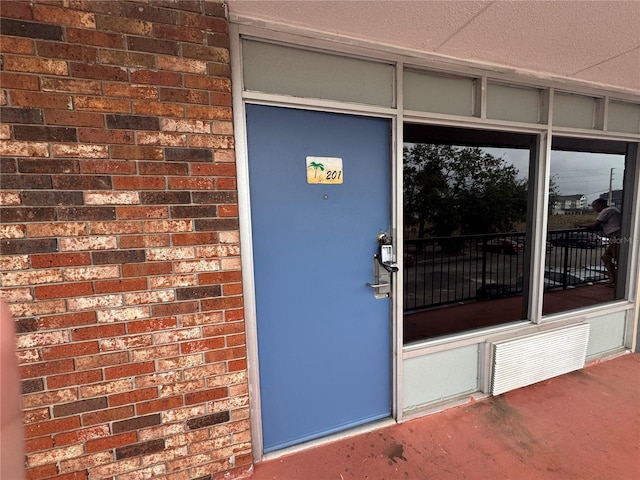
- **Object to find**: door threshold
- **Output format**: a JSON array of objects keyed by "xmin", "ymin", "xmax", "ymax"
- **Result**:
[{"xmin": 260, "ymin": 418, "xmax": 396, "ymax": 462}]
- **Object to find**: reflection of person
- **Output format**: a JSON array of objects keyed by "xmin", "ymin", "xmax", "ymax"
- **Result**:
[
  {"xmin": 1, "ymin": 299, "xmax": 26, "ymax": 479},
  {"xmin": 576, "ymin": 199, "xmax": 622, "ymax": 286}
]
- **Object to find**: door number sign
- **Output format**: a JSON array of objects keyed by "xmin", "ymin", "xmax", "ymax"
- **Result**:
[{"xmin": 306, "ymin": 156, "xmax": 343, "ymax": 184}]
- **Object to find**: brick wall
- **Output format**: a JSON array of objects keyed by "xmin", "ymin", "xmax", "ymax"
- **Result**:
[{"xmin": 0, "ymin": 1, "xmax": 252, "ymax": 479}]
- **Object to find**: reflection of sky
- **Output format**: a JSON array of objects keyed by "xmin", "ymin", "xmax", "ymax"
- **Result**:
[{"xmin": 484, "ymin": 148, "xmax": 625, "ymax": 204}]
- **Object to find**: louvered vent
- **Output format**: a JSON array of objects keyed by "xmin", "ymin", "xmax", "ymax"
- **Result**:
[{"xmin": 491, "ymin": 324, "xmax": 590, "ymax": 395}]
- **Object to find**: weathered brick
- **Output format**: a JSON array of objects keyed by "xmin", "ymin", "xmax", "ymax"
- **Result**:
[
  {"xmin": 0, "ymin": 18, "xmax": 63, "ymax": 40},
  {"xmin": 18, "ymin": 159, "xmax": 80, "ymax": 174},
  {"xmin": 0, "ymin": 72, "xmax": 40, "ymax": 91},
  {"xmin": 22, "ymin": 378, "xmax": 45, "ymax": 394},
  {"xmin": 59, "ymin": 235, "xmax": 117, "ymax": 251},
  {"xmin": 14, "ymin": 126, "xmax": 78, "ymax": 142},
  {"xmin": 176, "ymin": 285, "xmax": 221, "ymax": 300},
  {"xmin": 79, "ymin": 160, "xmax": 137, "ymax": 175},
  {"xmin": 1, "ymin": 174, "xmax": 52, "ymax": 190},
  {"xmin": 70, "ymin": 63, "xmax": 128, "ymax": 82},
  {"xmin": 74, "ymin": 96, "xmax": 131, "ymax": 113},
  {"xmin": 37, "ymin": 311, "xmax": 97, "ymax": 330},
  {"xmin": 170, "ymin": 205, "xmax": 217, "ymax": 218},
  {"xmin": 32, "ymin": 4, "xmax": 96, "ymax": 28},
  {"xmin": 95, "ymin": 15, "xmax": 152, "ymax": 35},
  {"xmin": 36, "ymin": 41, "xmax": 98, "ymax": 63},
  {"xmin": 138, "ymin": 162, "xmax": 188, "ymax": 176},
  {"xmin": 0, "ymin": 107, "xmax": 44, "ymax": 124},
  {"xmin": 85, "ymin": 432, "xmax": 137, "ymax": 454},
  {"xmin": 53, "ymin": 176, "xmax": 112, "ymax": 190},
  {"xmin": 78, "ymin": 128, "xmax": 134, "ymax": 144},
  {"xmin": 24, "ymin": 416, "xmax": 82, "ymax": 440},
  {"xmin": 100, "ymin": 49, "xmax": 155, "ymax": 69},
  {"xmin": 207, "ymin": 32, "xmax": 230, "ymax": 49},
  {"xmin": 55, "ymin": 425, "xmax": 111, "ymax": 448},
  {"xmin": 26, "ymin": 222, "xmax": 86, "ymax": 237},
  {"xmin": 192, "ymin": 191, "xmax": 237, "ymax": 204},
  {"xmin": 186, "ymin": 411, "xmax": 229, "ymax": 430},
  {"xmin": 154, "ymin": 23, "xmax": 202, "ymax": 44},
  {"xmin": 0, "ymin": 141, "xmax": 49, "ymax": 157},
  {"xmin": 0, "ymin": 192, "xmax": 21, "ymax": 206},
  {"xmin": 89, "ymin": 221, "xmax": 144, "ymax": 235},
  {"xmin": 126, "ymin": 35, "xmax": 179, "ymax": 55},
  {"xmin": 124, "ymin": 2, "xmax": 179, "ymax": 24},
  {"xmin": 110, "ymin": 145, "xmax": 163, "ymax": 160},
  {"xmin": 120, "ymin": 234, "xmax": 169, "ymax": 248},
  {"xmin": 0, "ymin": 238, "xmax": 57, "ymax": 255},
  {"xmin": 0, "ymin": 207, "xmax": 56, "ymax": 222},
  {"xmin": 116, "ymin": 439, "xmax": 165, "ymax": 460},
  {"xmin": 92, "ymin": 250, "xmax": 145, "ymax": 265},
  {"xmin": 186, "ymin": 105, "xmax": 232, "ymax": 120},
  {"xmin": 10, "ymin": 90, "xmax": 72, "ymax": 110},
  {"xmin": 44, "ymin": 109, "xmax": 105, "ymax": 128},
  {"xmin": 0, "ymin": 223, "xmax": 25, "ymax": 238},
  {"xmin": 140, "ymin": 191, "xmax": 190, "ymax": 204},
  {"xmin": 182, "ymin": 44, "xmax": 229, "ymax": 63},
  {"xmin": 184, "ymin": 75, "xmax": 230, "ymax": 92},
  {"xmin": 0, "ymin": 157, "xmax": 17, "ymax": 173},
  {"xmin": 161, "ymin": 118, "xmax": 211, "ymax": 133},
  {"xmin": 3, "ymin": 55, "xmax": 69, "ymax": 76},
  {"xmin": 57, "ymin": 207, "xmax": 116, "ymax": 221},
  {"xmin": 130, "ymin": 69, "xmax": 182, "ymax": 87},
  {"xmin": 167, "ymin": 177, "xmax": 214, "ymax": 190},
  {"xmin": 0, "ymin": 1, "xmax": 34, "ymax": 20},
  {"xmin": 159, "ymin": 88, "xmax": 209, "ymax": 105},
  {"xmin": 85, "ymin": 192, "xmax": 139, "ymax": 205},
  {"xmin": 81, "ymin": 405, "xmax": 134, "ymax": 427},
  {"xmin": 195, "ymin": 218, "xmax": 238, "ymax": 231},
  {"xmin": 66, "ymin": 27, "xmax": 124, "ymax": 48},
  {"xmin": 53, "ymin": 397, "xmax": 108, "ymax": 418},
  {"xmin": 157, "ymin": 55, "xmax": 207, "ymax": 74},
  {"xmin": 112, "ymin": 176, "xmax": 166, "ymax": 190},
  {"xmin": 63, "ymin": 265, "xmax": 120, "ymax": 281},
  {"xmin": 132, "ymin": 100, "xmax": 184, "ymax": 117},
  {"xmin": 103, "ymin": 83, "xmax": 158, "ymax": 100},
  {"xmin": 51, "ymin": 144, "xmax": 109, "ymax": 158},
  {"xmin": 41, "ymin": 77, "xmax": 102, "ymax": 95},
  {"xmin": 207, "ymin": 62, "xmax": 232, "ymax": 78},
  {"xmin": 106, "ymin": 114, "xmax": 160, "ymax": 131}
]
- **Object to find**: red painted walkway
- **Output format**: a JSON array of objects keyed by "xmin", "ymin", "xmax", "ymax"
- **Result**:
[{"xmin": 247, "ymin": 353, "xmax": 640, "ymax": 480}]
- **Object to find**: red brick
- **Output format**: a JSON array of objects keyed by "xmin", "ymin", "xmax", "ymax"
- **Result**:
[
  {"xmin": 82, "ymin": 406, "xmax": 134, "ymax": 426},
  {"xmin": 154, "ymin": 23, "xmax": 202, "ymax": 43},
  {"xmin": 54, "ymin": 425, "xmax": 111, "ymax": 447},
  {"xmin": 95, "ymin": 15, "xmax": 152, "ymax": 36},
  {"xmin": 104, "ymin": 82, "xmax": 158, "ymax": 99},
  {"xmin": 130, "ymin": 69, "xmax": 182, "ymax": 86},
  {"xmin": 10, "ymin": 90, "xmax": 72, "ymax": 109},
  {"xmin": 132, "ymin": 100, "xmax": 184, "ymax": 117},
  {"xmin": 223, "ymin": 283, "xmax": 243, "ymax": 296},
  {"xmin": 94, "ymin": 277, "xmax": 148, "ymax": 294},
  {"xmin": 0, "ymin": 1, "xmax": 33, "ymax": 20},
  {"xmin": 135, "ymin": 396, "xmax": 183, "ymax": 415},
  {"xmin": 36, "ymin": 41, "xmax": 98, "ymax": 63},
  {"xmin": 180, "ymin": 337, "xmax": 225, "ymax": 355},
  {"xmin": 80, "ymin": 160, "xmax": 137, "ymax": 175},
  {"xmin": 75, "ymin": 96, "xmax": 131, "ymax": 113},
  {"xmin": 31, "ymin": 252, "xmax": 91, "ymax": 268},
  {"xmin": 173, "ymin": 232, "xmax": 218, "ymax": 246},
  {"xmin": 44, "ymin": 109, "xmax": 104, "ymax": 128},
  {"xmin": 24, "ymin": 416, "xmax": 81, "ymax": 438},
  {"xmin": 228, "ymin": 359, "xmax": 248, "ymax": 372},
  {"xmin": 3, "ymin": 55, "xmax": 68, "ymax": 75},
  {"xmin": 33, "ymin": 4, "xmax": 97, "ymax": 28},
  {"xmin": 105, "ymin": 361, "xmax": 155, "ymax": 380},
  {"xmin": 126, "ymin": 317, "xmax": 178, "ymax": 334},
  {"xmin": 122, "ymin": 262, "xmax": 172, "ymax": 277},
  {"xmin": 225, "ymin": 309, "xmax": 245, "ymax": 322},
  {"xmin": 198, "ymin": 271, "xmax": 242, "ymax": 284},
  {"xmin": 86, "ymin": 432, "xmax": 137, "ymax": 453},
  {"xmin": 0, "ymin": 35, "xmax": 35, "ymax": 54},
  {"xmin": 38, "ymin": 311, "xmax": 97, "ymax": 330},
  {"xmin": 0, "ymin": 72, "xmax": 40, "ymax": 90},
  {"xmin": 35, "ymin": 282, "xmax": 93, "ymax": 300},
  {"xmin": 78, "ymin": 128, "xmax": 135, "ymax": 144},
  {"xmin": 201, "ymin": 296, "xmax": 243, "ymax": 312},
  {"xmin": 71, "ymin": 324, "xmax": 126, "ymax": 342},
  {"xmin": 186, "ymin": 105, "xmax": 232, "ymax": 120},
  {"xmin": 21, "ymin": 359, "xmax": 75, "ymax": 380},
  {"xmin": 151, "ymin": 300, "xmax": 199, "ymax": 317},
  {"xmin": 48, "ymin": 369, "xmax": 103, "ymax": 389},
  {"xmin": 112, "ymin": 176, "xmax": 167, "ymax": 190},
  {"xmin": 41, "ymin": 341, "xmax": 100, "ymax": 360},
  {"xmin": 219, "ymin": 205, "xmax": 239, "ymax": 217},
  {"xmin": 110, "ymin": 145, "xmax": 163, "ymax": 160},
  {"xmin": 167, "ymin": 177, "xmax": 215, "ymax": 190},
  {"xmin": 217, "ymin": 178, "xmax": 237, "ymax": 190},
  {"xmin": 181, "ymin": 12, "xmax": 227, "ymax": 33},
  {"xmin": 26, "ymin": 465, "xmax": 59, "ymax": 480},
  {"xmin": 25, "ymin": 436, "xmax": 54, "ymax": 453},
  {"xmin": 184, "ymin": 74, "xmax": 230, "ymax": 92},
  {"xmin": 108, "ymin": 387, "xmax": 158, "ymax": 407},
  {"xmin": 185, "ymin": 387, "xmax": 228, "ymax": 405},
  {"xmin": 119, "ymin": 234, "xmax": 170, "ymax": 248},
  {"xmin": 67, "ymin": 27, "xmax": 124, "ymax": 48}
]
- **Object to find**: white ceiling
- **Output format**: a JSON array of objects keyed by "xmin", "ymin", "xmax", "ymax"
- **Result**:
[{"xmin": 227, "ymin": 0, "xmax": 640, "ymax": 95}]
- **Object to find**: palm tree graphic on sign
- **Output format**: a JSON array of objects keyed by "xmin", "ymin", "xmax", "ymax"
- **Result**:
[{"xmin": 307, "ymin": 161, "xmax": 325, "ymax": 180}]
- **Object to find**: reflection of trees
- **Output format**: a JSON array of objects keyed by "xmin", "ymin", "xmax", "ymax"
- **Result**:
[{"xmin": 404, "ymin": 144, "xmax": 528, "ymax": 246}]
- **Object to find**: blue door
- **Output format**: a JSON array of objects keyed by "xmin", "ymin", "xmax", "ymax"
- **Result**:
[{"xmin": 246, "ymin": 105, "xmax": 392, "ymax": 452}]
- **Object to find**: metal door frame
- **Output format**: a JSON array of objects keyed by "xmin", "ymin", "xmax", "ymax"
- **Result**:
[{"xmin": 230, "ymin": 26, "xmax": 402, "ymax": 460}]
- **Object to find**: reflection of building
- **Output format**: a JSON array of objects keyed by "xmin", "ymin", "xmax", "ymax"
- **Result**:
[
  {"xmin": 599, "ymin": 189, "xmax": 623, "ymax": 210},
  {"xmin": 553, "ymin": 194, "xmax": 586, "ymax": 214}
]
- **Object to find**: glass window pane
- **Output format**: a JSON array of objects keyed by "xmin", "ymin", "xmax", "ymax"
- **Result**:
[
  {"xmin": 242, "ymin": 39, "xmax": 395, "ymax": 107},
  {"xmin": 403, "ymin": 126, "xmax": 533, "ymax": 343},
  {"xmin": 403, "ymin": 70, "xmax": 475, "ymax": 116},
  {"xmin": 543, "ymin": 147, "xmax": 628, "ymax": 316}
]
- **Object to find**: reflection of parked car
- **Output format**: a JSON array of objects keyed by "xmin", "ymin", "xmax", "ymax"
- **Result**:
[
  {"xmin": 540, "ymin": 266, "xmax": 608, "ymax": 289},
  {"xmin": 548, "ymin": 231, "xmax": 599, "ymax": 249},
  {"xmin": 476, "ymin": 238, "xmax": 524, "ymax": 255}
]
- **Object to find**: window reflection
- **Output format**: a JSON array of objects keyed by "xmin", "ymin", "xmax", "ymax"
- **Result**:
[
  {"xmin": 403, "ymin": 128, "xmax": 532, "ymax": 343},
  {"xmin": 543, "ymin": 150, "xmax": 627, "ymax": 316}
]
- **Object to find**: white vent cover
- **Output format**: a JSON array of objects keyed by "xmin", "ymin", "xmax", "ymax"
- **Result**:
[{"xmin": 491, "ymin": 324, "xmax": 590, "ymax": 395}]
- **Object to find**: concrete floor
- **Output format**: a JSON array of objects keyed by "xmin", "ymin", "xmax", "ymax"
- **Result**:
[{"xmin": 246, "ymin": 353, "xmax": 640, "ymax": 480}]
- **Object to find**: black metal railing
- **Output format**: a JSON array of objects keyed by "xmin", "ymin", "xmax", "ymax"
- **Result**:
[{"xmin": 403, "ymin": 229, "xmax": 608, "ymax": 312}]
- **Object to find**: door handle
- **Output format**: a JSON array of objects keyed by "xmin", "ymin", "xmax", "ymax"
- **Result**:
[{"xmin": 367, "ymin": 282, "xmax": 390, "ymax": 288}]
